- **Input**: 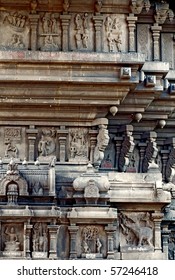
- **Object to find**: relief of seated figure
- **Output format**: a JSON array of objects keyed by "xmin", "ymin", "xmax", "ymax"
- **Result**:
[{"xmin": 4, "ymin": 226, "xmax": 20, "ymax": 252}]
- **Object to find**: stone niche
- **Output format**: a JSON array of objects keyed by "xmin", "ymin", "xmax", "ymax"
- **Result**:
[{"xmin": 1, "ymin": 223, "xmax": 24, "ymax": 257}]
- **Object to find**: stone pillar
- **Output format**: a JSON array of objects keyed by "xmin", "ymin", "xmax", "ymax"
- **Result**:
[
  {"xmin": 152, "ymin": 212, "xmax": 164, "ymax": 251},
  {"xmin": 105, "ymin": 224, "xmax": 116, "ymax": 259},
  {"xmin": 127, "ymin": 14, "xmax": 138, "ymax": 52},
  {"xmin": 114, "ymin": 137, "xmax": 123, "ymax": 170},
  {"xmin": 93, "ymin": 15, "xmax": 104, "ymax": 52},
  {"xmin": 151, "ymin": 24, "xmax": 162, "ymax": 61},
  {"xmin": 57, "ymin": 127, "xmax": 68, "ymax": 162},
  {"xmin": 48, "ymin": 167, "xmax": 56, "ymax": 196},
  {"xmin": 60, "ymin": 15, "xmax": 71, "ymax": 51},
  {"xmin": 138, "ymin": 143, "xmax": 147, "ymax": 173},
  {"xmin": 29, "ymin": 14, "xmax": 40, "ymax": 51},
  {"xmin": 89, "ymin": 130, "xmax": 97, "ymax": 163},
  {"xmin": 162, "ymin": 225, "xmax": 170, "ymax": 258},
  {"xmin": 26, "ymin": 126, "xmax": 38, "ymax": 161},
  {"xmin": 160, "ymin": 149, "xmax": 169, "ymax": 181},
  {"xmin": 48, "ymin": 225, "xmax": 58, "ymax": 259},
  {"xmin": 68, "ymin": 225, "xmax": 79, "ymax": 259},
  {"xmin": 24, "ymin": 224, "xmax": 32, "ymax": 259}
]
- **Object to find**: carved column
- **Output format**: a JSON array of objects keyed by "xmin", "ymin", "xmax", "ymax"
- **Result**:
[
  {"xmin": 127, "ymin": 14, "xmax": 138, "ymax": 52},
  {"xmin": 93, "ymin": 15, "xmax": 104, "ymax": 52},
  {"xmin": 26, "ymin": 126, "xmax": 38, "ymax": 161},
  {"xmin": 151, "ymin": 24, "xmax": 162, "ymax": 61},
  {"xmin": 162, "ymin": 225, "xmax": 171, "ymax": 258},
  {"xmin": 24, "ymin": 224, "xmax": 32, "ymax": 259},
  {"xmin": 114, "ymin": 136, "xmax": 123, "ymax": 170},
  {"xmin": 89, "ymin": 130, "xmax": 97, "ymax": 163},
  {"xmin": 160, "ymin": 149, "xmax": 169, "ymax": 181},
  {"xmin": 138, "ymin": 143, "xmax": 147, "ymax": 173},
  {"xmin": 60, "ymin": 15, "xmax": 71, "ymax": 51},
  {"xmin": 57, "ymin": 127, "xmax": 68, "ymax": 162},
  {"xmin": 48, "ymin": 225, "xmax": 58, "ymax": 259},
  {"xmin": 68, "ymin": 225, "xmax": 79, "ymax": 259},
  {"xmin": 29, "ymin": 14, "xmax": 40, "ymax": 51},
  {"xmin": 105, "ymin": 224, "xmax": 116, "ymax": 259},
  {"xmin": 49, "ymin": 166, "xmax": 56, "ymax": 196},
  {"xmin": 152, "ymin": 212, "xmax": 164, "ymax": 251}
]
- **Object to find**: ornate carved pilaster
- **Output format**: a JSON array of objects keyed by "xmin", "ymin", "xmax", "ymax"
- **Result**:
[
  {"xmin": 114, "ymin": 136, "xmax": 123, "ymax": 170},
  {"xmin": 24, "ymin": 223, "xmax": 32, "ymax": 259},
  {"xmin": 29, "ymin": 14, "xmax": 40, "ymax": 51},
  {"xmin": 162, "ymin": 225, "xmax": 171, "ymax": 258},
  {"xmin": 48, "ymin": 225, "xmax": 59, "ymax": 259},
  {"xmin": 89, "ymin": 130, "xmax": 98, "ymax": 163},
  {"xmin": 160, "ymin": 149, "xmax": 169, "ymax": 181},
  {"xmin": 57, "ymin": 127, "xmax": 68, "ymax": 162},
  {"xmin": 127, "ymin": 14, "xmax": 138, "ymax": 52},
  {"xmin": 152, "ymin": 212, "xmax": 164, "ymax": 251},
  {"xmin": 118, "ymin": 125, "xmax": 135, "ymax": 172},
  {"xmin": 93, "ymin": 15, "xmax": 103, "ymax": 52},
  {"xmin": 92, "ymin": 118, "xmax": 109, "ymax": 169},
  {"xmin": 60, "ymin": 14, "xmax": 71, "ymax": 51},
  {"xmin": 151, "ymin": 24, "xmax": 162, "ymax": 61},
  {"xmin": 142, "ymin": 131, "xmax": 158, "ymax": 173},
  {"xmin": 138, "ymin": 143, "xmax": 147, "ymax": 173},
  {"xmin": 68, "ymin": 225, "xmax": 79, "ymax": 259},
  {"xmin": 26, "ymin": 126, "xmax": 38, "ymax": 161},
  {"xmin": 105, "ymin": 224, "xmax": 116, "ymax": 259}
]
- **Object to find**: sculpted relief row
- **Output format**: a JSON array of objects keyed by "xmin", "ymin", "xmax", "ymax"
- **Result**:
[
  {"xmin": 0, "ymin": 125, "xmax": 175, "ymax": 182},
  {"xmin": 0, "ymin": 11, "xmax": 126, "ymax": 53}
]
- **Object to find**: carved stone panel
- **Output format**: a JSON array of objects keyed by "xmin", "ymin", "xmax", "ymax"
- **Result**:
[
  {"xmin": 69, "ymin": 13, "xmax": 94, "ymax": 52},
  {"xmin": 103, "ymin": 14, "xmax": 127, "ymax": 53},
  {"xmin": 37, "ymin": 127, "xmax": 56, "ymax": 162},
  {"xmin": 68, "ymin": 128, "xmax": 89, "ymax": 162},
  {"xmin": 76, "ymin": 225, "xmax": 106, "ymax": 259},
  {"xmin": 161, "ymin": 33, "xmax": 174, "ymax": 69},
  {"xmin": 0, "ymin": 10, "xmax": 29, "ymax": 50},
  {"xmin": 1, "ymin": 223, "xmax": 23, "ymax": 257},
  {"xmin": 0, "ymin": 127, "xmax": 26, "ymax": 161},
  {"xmin": 119, "ymin": 212, "xmax": 154, "ymax": 252},
  {"xmin": 137, "ymin": 24, "xmax": 152, "ymax": 61},
  {"xmin": 32, "ymin": 222, "xmax": 48, "ymax": 259},
  {"xmin": 38, "ymin": 12, "xmax": 61, "ymax": 51}
]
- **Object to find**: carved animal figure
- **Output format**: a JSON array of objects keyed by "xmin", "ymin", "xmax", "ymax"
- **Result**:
[{"xmin": 120, "ymin": 213, "xmax": 153, "ymax": 247}]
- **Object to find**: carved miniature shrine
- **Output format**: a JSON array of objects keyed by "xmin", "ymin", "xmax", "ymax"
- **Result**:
[{"xmin": 0, "ymin": 0, "xmax": 175, "ymax": 260}]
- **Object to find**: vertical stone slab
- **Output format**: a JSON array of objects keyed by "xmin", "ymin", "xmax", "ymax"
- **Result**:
[
  {"xmin": 161, "ymin": 33, "xmax": 174, "ymax": 69},
  {"xmin": 29, "ymin": 14, "xmax": 40, "ymax": 51},
  {"xmin": 48, "ymin": 225, "xmax": 58, "ymax": 259},
  {"xmin": 152, "ymin": 212, "xmax": 164, "ymax": 251},
  {"xmin": 60, "ymin": 14, "xmax": 71, "ymax": 51},
  {"xmin": 26, "ymin": 126, "xmax": 38, "ymax": 161},
  {"xmin": 24, "ymin": 224, "xmax": 32, "ymax": 259},
  {"xmin": 127, "ymin": 14, "xmax": 137, "ymax": 52},
  {"xmin": 93, "ymin": 15, "xmax": 103, "ymax": 52},
  {"xmin": 137, "ymin": 24, "xmax": 152, "ymax": 61},
  {"xmin": 68, "ymin": 225, "xmax": 79, "ymax": 259},
  {"xmin": 105, "ymin": 224, "xmax": 116, "ymax": 259},
  {"xmin": 151, "ymin": 24, "xmax": 162, "ymax": 61}
]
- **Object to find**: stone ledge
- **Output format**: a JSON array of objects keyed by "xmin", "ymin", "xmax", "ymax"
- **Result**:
[{"xmin": 0, "ymin": 50, "xmax": 146, "ymax": 64}]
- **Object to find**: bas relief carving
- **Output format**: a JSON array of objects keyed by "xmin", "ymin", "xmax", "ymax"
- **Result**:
[
  {"xmin": 103, "ymin": 15, "xmax": 126, "ymax": 53},
  {"xmin": 38, "ymin": 128, "xmax": 56, "ymax": 161},
  {"xmin": 81, "ymin": 226, "xmax": 103, "ymax": 258},
  {"xmin": 119, "ymin": 212, "xmax": 154, "ymax": 252},
  {"xmin": 39, "ymin": 12, "xmax": 61, "ymax": 51},
  {"xmin": 32, "ymin": 223, "xmax": 48, "ymax": 258},
  {"xmin": 69, "ymin": 128, "xmax": 89, "ymax": 162},
  {"xmin": 0, "ymin": 11, "xmax": 29, "ymax": 50}
]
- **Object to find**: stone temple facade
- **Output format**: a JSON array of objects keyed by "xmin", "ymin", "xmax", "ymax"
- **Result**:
[{"xmin": 0, "ymin": 0, "xmax": 175, "ymax": 260}]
